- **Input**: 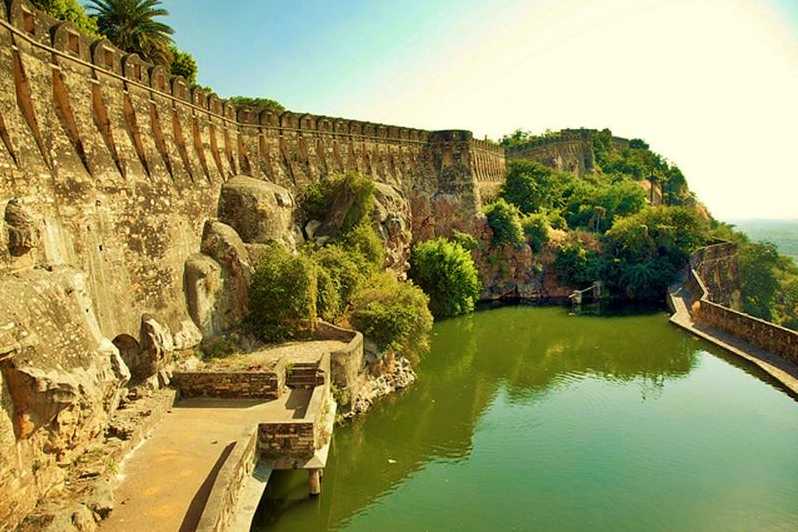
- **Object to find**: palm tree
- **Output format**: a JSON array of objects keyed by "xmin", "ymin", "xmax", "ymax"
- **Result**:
[{"xmin": 87, "ymin": 0, "xmax": 174, "ymax": 65}]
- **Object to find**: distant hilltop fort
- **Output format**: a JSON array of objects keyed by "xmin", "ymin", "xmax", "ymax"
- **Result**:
[{"xmin": 506, "ymin": 128, "xmax": 631, "ymax": 177}]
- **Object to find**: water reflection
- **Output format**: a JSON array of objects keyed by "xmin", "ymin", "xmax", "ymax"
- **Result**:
[{"xmin": 253, "ymin": 306, "xmax": 797, "ymax": 531}]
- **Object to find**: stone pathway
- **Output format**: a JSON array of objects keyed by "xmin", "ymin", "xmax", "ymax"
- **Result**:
[
  {"xmin": 100, "ymin": 393, "xmax": 309, "ymax": 532},
  {"xmin": 669, "ymin": 286, "xmax": 798, "ymax": 395}
]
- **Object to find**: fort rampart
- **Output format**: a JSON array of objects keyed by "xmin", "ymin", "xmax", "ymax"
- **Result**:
[{"xmin": 0, "ymin": 1, "xmax": 505, "ymax": 526}]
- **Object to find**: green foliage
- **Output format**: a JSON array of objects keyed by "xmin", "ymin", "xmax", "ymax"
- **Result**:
[
  {"xmin": 483, "ymin": 199, "xmax": 524, "ymax": 247},
  {"xmin": 409, "ymin": 238, "xmax": 482, "ymax": 319},
  {"xmin": 521, "ymin": 213, "xmax": 550, "ymax": 253},
  {"xmin": 554, "ymin": 243, "xmax": 605, "ymax": 287},
  {"xmin": 170, "ymin": 46, "xmax": 197, "ymax": 85},
  {"xmin": 228, "ymin": 96, "xmax": 285, "ymax": 112},
  {"xmin": 350, "ymin": 272, "xmax": 433, "ymax": 362},
  {"xmin": 563, "ymin": 178, "xmax": 647, "ymax": 232},
  {"xmin": 340, "ymin": 223, "xmax": 384, "ymax": 270},
  {"xmin": 739, "ymin": 242, "xmax": 781, "ymax": 320},
  {"xmin": 315, "ymin": 265, "xmax": 342, "ymax": 322},
  {"xmin": 501, "ymin": 160, "xmax": 574, "ymax": 214},
  {"xmin": 88, "ymin": 0, "xmax": 175, "ymax": 65},
  {"xmin": 602, "ymin": 206, "xmax": 709, "ymax": 300},
  {"xmin": 299, "ymin": 173, "xmax": 375, "ymax": 234},
  {"xmin": 248, "ymin": 244, "xmax": 317, "ymax": 342},
  {"xmin": 451, "ymin": 230, "xmax": 479, "ymax": 251},
  {"xmin": 310, "ymin": 244, "xmax": 369, "ymax": 321},
  {"xmin": 31, "ymin": 0, "xmax": 99, "ymax": 36}
]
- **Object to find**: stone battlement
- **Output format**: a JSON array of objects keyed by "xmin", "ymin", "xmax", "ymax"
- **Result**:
[{"xmin": 0, "ymin": 0, "xmax": 505, "ymax": 189}]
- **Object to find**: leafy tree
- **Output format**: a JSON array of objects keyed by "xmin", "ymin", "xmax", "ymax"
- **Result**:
[
  {"xmin": 409, "ymin": 238, "xmax": 481, "ymax": 319},
  {"xmin": 31, "ymin": 0, "xmax": 99, "ymax": 36},
  {"xmin": 738, "ymin": 242, "xmax": 782, "ymax": 320},
  {"xmin": 601, "ymin": 206, "xmax": 708, "ymax": 300},
  {"xmin": 228, "ymin": 96, "xmax": 285, "ymax": 112},
  {"xmin": 554, "ymin": 242, "xmax": 606, "ymax": 287},
  {"xmin": 87, "ymin": 0, "xmax": 174, "ymax": 65},
  {"xmin": 170, "ymin": 45, "xmax": 197, "ymax": 85},
  {"xmin": 483, "ymin": 199, "xmax": 524, "ymax": 247},
  {"xmin": 350, "ymin": 272, "xmax": 433, "ymax": 362},
  {"xmin": 501, "ymin": 160, "xmax": 573, "ymax": 214},
  {"xmin": 451, "ymin": 229, "xmax": 479, "ymax": 251},
  {"xmin": 312, "ymin": 245, "xmax": 368, "ymax": 308},
  {"xmin": 563, "ymin": 179, "xmax": 647, "ymax": 233}
]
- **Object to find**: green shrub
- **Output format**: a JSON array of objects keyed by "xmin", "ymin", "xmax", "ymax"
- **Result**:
[
  {"xmin": 248, "ymin": 244, "xmax": 317, "ymax": 341},
  {"xmin": 521, "ymin": 213, "xmax": 550, "ymax": 253},
  {"xmin": 554, "ymin": 243, "xmax": 605, "ymax": 287},
  {"xmin": 350, "ymin": 272, "xmax": 433, "ymax": 362},
  {"xmin": 312, "ymin": 245, "xmax": 368, "ymax": 307},
  {"xmin": 340, "ymin": 222, "xmax": 384, "ymax": 269},
  {"xmin": 602, "ymin": 206, "xmax": 709, "ymax": 300},
  {"xmin": 409, "ymin": 238, "xmax": 482, "ymax": 319},
  {"xmin": 483, "ymin": 199, "xmax": 524, "ymax": 247},
  {"xmin": 299, "ymin": 173, "xmax": 375, "ymax": 233},
  {"xmin": 315, "ymin": 266, "xmax": 342, "ymax": 322},
  {"xmin": 227, "ymin": 96, "xmax": 285, "ymax": 112},
  {"xmin": 452, "ymin": 229, "xmax": 479, "ymax": 251}
]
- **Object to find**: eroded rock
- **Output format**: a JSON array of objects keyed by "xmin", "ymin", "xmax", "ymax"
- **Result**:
[
  {"xmin": 4, "ymin": 198, "xmax": 39, "ymax": 257},
  {"xmin": 218, "ymin": 176, "xmax": 300, "ymax": 248}
]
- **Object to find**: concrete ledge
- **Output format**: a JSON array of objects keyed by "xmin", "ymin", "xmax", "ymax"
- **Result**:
[{"xmin": 195, "ymin": 426, "xmax": 259, "ymax": 532}]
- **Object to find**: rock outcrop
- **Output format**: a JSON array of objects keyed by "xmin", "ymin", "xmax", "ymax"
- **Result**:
[{"xmin": 218, "ymin": 176, "xmax": 301, "ymax": 249}]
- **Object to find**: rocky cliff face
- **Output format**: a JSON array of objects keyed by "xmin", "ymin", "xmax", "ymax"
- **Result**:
[{"xmin": 471, "ymin": 220, "xmax": 574, "ymax": 302}]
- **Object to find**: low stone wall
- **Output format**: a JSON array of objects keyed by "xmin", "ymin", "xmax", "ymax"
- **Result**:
[
  {"xmin": 689, "ymin": 241, "xmax": 740, "ymax": 306},
  {"xmin": 195, "ymin": 427, "xmax": 258, "ymax": 532},
  {"xmin": 686, "ymin": 247, "xmax": 798, "ymax": 365},
  {"xmin": 315, "ymin": 321, "xmax": 364, "ymax": 391},
  {"xmin": 258, "ymin": 420, "xmax": 316, "ymax": 458},
  {"xmin": 259, "ymin": 353, "xmax": 330, "ymax": 459},
  {"xmin": 696, "ymin": 300, "xmax": 798, "ymax": 364},
  {"xmin": 171, "ymin": 371, "xmax": 282, "ymax": 399}
]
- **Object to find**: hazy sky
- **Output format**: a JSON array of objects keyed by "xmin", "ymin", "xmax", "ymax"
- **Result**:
[{"xmin": 163, "ymin": 0, "xmax": 798, "ymax": 221}]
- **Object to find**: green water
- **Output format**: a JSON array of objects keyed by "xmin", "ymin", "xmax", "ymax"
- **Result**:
[{"xmin": 253, "ymin": 306, "xmax": 798, "ymax": 532}]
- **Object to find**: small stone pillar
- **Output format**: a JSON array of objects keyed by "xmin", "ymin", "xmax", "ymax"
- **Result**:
[{"xmin": 308, "ymin": 469, "xmax": 322, "ymax": 496}]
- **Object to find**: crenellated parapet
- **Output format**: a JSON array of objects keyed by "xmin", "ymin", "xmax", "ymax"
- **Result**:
[{"xmin": 0, "ymin": 0, "xmax": 507, "ymax": 191}]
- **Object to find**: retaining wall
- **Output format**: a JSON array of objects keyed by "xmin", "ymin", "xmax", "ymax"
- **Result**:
[
  {"xmin": 171, "ymin": 371, "xmax": 283, "ymax": 399},
  {"xmin": 688, "ymin": 245, "xmax": 798, "ymax": 364},
  {"xmin": 195, "ymin": 427, "xmax": 258, "ymax": 532}
]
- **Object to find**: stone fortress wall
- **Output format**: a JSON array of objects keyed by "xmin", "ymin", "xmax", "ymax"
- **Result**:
[
  {"xmin": 0, "ymin": 0, "xmax": 505, "ymax": 526},
  {"xmin": 505, "ymin": 128, "xmax": 663, "ymax": 204},
  {"xmin": 685, "ymin": 242, "xmax": 798, "ymax": 365},
  {"xmin": 505, "ymin": 128, "xmax": 628, "ymax": 176}
]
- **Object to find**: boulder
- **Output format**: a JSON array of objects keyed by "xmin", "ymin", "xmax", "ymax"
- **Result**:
[{"xmin": 218, "ymin": 176, "xmax": 300, "ymax": 248}]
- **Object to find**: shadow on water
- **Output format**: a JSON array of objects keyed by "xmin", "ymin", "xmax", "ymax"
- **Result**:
[{"xmin": 252, "ymin": 305, "xmax": 798, "ymax": 532}]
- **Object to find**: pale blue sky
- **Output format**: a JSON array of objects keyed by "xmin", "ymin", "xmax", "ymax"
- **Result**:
[{"xmin": 162, "ymin": 0, "xmax": 798, "ymax": 220}]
